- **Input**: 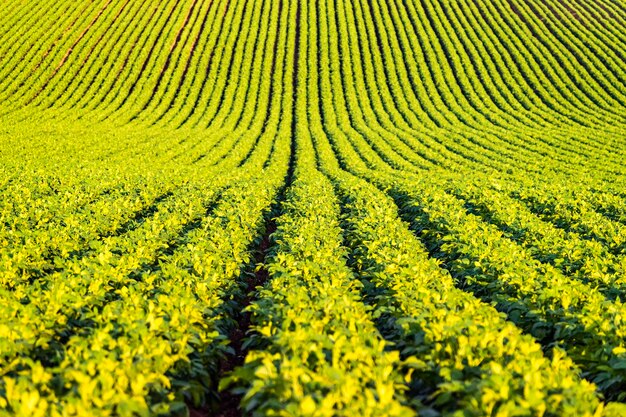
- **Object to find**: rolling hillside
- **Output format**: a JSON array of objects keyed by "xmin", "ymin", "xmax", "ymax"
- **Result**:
[{"xmin": 1, "ymin": 0, "xmax": 626, "ymax": 415}]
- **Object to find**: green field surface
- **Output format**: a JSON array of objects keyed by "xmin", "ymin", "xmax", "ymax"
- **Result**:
[{"xmin": 1, "ymin": 0, "xmax": 626, "ymax": 415}]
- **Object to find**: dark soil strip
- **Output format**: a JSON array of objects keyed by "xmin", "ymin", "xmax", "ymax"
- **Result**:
[
  {"xmin": 157, "ymin": 0, "xmax": 215, "ymax": 122},
  {"xmin": 29, "ymin": 0, "xmax": 114, "ymax": 102},
  {"xmin": 178, "ymin": 0, "xmax": 232, "ymax": 127},
  {"xmin": 189, "ymin": 1, "xmax": 299, "ymax": 413},
  {"xmin": 137, "ymin": 0, "xmax": 200, "ymax": 114},
  {"xmin": 81, "ymin": 0, "xmax": 133, "ymax": 66},
  {"xmin": 219, "ymin": 219, "xmax": 275, "ymax": 417},
  {"xmin": 207, "ymin": 181, "xmax": 297, "ymax": 417},
  {"xmin": 114, "ymin": 1, "xmax": 160, "ymax": 80},
  {"xmin": 114, "ymin": 0, "xmax": 184, "ymax": 111},
  {"xmin": 235, "ymin": 0, "xmax": 283, "ymax": 168},
  {"xmin": 30, "ymin": 1, "xmax": 96, "ymax": 73},
  {"xmin": 185, "ymin": 202, "xmax": 282, "ymax": 417}
]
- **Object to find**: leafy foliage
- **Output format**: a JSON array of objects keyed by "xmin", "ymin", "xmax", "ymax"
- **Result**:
[{"xmin": 1, "ymin": 0, "xmax": 626, "ymax": 415}]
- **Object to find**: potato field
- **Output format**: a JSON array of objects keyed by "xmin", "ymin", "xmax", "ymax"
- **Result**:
[{"xmin": 1, "ymin": 0, "xmax": 626, "ymax": 415}]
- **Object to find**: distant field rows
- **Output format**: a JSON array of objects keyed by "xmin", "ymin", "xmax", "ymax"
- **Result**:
[{"xmin": 1, "ymin": 0, "xmax": 626, "ymax": 415}]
